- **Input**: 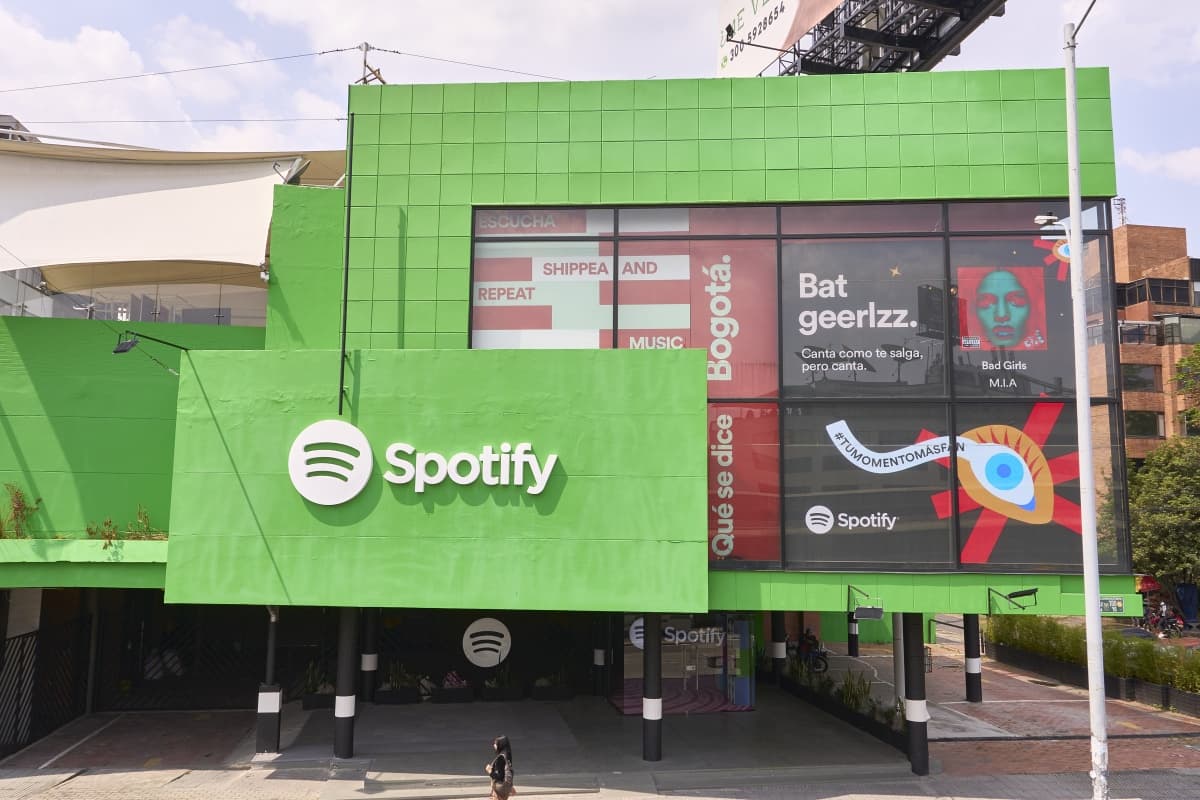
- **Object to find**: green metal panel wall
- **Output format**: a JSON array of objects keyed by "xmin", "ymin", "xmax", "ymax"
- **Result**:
[
  {"xmin": 164, "ymin": 348, "xmax": 709, "ymax": 610},
  {"xmin": 344, "ymin": 69, "xmax": 1115, "ymax": 346},
  {"xmin": 709, "ymin": 571, "xmax": 1139, "ymax": 616},
  {"xmin": 0, "ymin": 318, "xmax": 263, "ymax": 544},
  {"xmin": 265, "ymin": 184, "xmax": 347, "ymax": 351}
]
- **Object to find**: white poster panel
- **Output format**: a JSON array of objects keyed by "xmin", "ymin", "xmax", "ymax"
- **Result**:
[{"xmin": 716, "ymin": 0, "xmax": 843, "ymax": 77}]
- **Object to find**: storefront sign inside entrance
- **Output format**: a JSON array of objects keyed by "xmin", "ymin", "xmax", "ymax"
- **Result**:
[
  {"xmin": 288, "ymin": 419, "xmax": 559, "ymax": 506},
  {"xmin": 628, "ymin": 617, "xmax": 726, "ymax": 649}
]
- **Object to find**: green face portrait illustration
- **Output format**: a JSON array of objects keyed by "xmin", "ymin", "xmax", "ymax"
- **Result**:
[{"xmin": 974, "ymin": 269, "xmax": 1029, "ymax": 348}]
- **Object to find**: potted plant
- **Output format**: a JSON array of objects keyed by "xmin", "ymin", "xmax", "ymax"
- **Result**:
[
  {"xmin": 531, "ymin": 667, "xmax": 573, "ymax": 701},
  {"xmin": 301, "ymin": 660, "xmax": 335, "ymax": 709},
  {"xmin": 480, "ymin": 663, "xmax": 524, "ymax": 701},
  {"xmin": 431, "ymin": 669, "xmax": 474, "ymax": 703},
  {"xmin": 374, "ymin": 662, "xmax": 424, "ymax": 704}
]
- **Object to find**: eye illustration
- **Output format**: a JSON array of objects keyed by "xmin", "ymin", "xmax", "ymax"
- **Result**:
[{"xmin": 957, "ymin": 425, "xmax": 1053, "ymax": 525}]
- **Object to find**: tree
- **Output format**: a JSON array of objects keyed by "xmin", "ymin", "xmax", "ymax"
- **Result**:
[
  {"xmin": 1174, "ymin": 347, "xmax": 1200, "ymax": 429},
  {"xmin": 1129, "ymin": 436, "xmax": 1200, "ymax": 591}
]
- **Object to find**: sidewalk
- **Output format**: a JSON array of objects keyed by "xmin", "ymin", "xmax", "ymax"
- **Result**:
[{"xmin": 6, "ymin": 639, "xmax": 1200, "ymax": 799}]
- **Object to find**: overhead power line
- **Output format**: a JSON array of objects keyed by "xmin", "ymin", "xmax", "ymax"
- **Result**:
[
  {"xmin": 0, "ymin": 43, "xmax": 567, "ymax": 95},
  {"xmin": 368, "ymin": 46, "xmax": 566, "ymax": 82},
  {"xmin": 0, "ymin": 47, "xmax": 356, "ymax": 94},
  {"xmin": 17, "ymin": 118, "xmax": 347, "ymax": 124}
]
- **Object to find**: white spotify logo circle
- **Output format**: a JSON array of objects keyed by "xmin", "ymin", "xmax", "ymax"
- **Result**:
[
  {"xmin": 629, "ymin": 617, "xmax": 645, "ymax": 650},
  {"xmin": 288, "ymin": 420, "xmax": 373, "ymax": 506},
  {"xmin": 463, "ymin": 618, "xmax": 512, "ymax": 667},
  {"xmin": 805, "ymin": 505, "xmax": 835, "ymax": 534}
]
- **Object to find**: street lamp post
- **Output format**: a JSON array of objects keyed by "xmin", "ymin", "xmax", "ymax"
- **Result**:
[{"xmin": 1063, "ymin": 4, "xmax": 1108, "ymax": 799}]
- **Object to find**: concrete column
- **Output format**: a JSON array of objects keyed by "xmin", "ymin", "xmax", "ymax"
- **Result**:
[
  {"xmin": 847, "ymin": 612, "xmax": 860, "ymax": 657},
  {"xmin": 964, "ymin": 613, "xmax": 982, "ymax": 703},
  {"xmin": 770, "ymin": 611, "xmax": 786, "ymax": 683},
  {"xmin": 360, "ymin": 608, "xmax": 378, "ymax": 702},
  {"xmin": 85, "ymin": 589, "xmax": 99, "ymax": 715},
  {"xmin": 592, "ymin": 615, "xmax": 607, "ymax": 696},
  {"xmin": 334, "ymin": 607, "xmax": 358, "ymax": 759},
  {"xmin": 641, "ymin": 612, "xmax": 662, "ymax": 762},
  {"xmin": 891, "ymin": 612, "xmax": 905, "ymax": 708},
  {"xmin": 256, "ymin": 606, "xmax": 281, "ymax": 754},
  {"xmin": 902, "ymin": 613, "xmax": 929, "ymax": 776}
]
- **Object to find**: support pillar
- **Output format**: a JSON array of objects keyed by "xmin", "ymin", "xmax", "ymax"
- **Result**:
[
  {"xmin": 770, "ymin": 611, "xmax": 786, "ymax": 683},
  {"xmin": 964, "ymin": 613, "xmax": 982, "ymax": 703},
  {"xmin": 334, "ymin": 607, "xmax": 358, "ymax": 759},
  {"xmin": 592, "ymin": 616, "xmax": 607, "ymax": 696},
  {"xmin": 641, "ymin": 612, "xmax": 662, "ymax": 762},
  {"xmin": 847, "ymin": 612, "xmax": 859, "ymax": 657},
  {"xmin": 891, "ymin": 612, "xmax": 905, "ymax": 708},
  {"xmin": 85, "ymin": 589, "xmax": 99, "ymax": 715},
  {"xmin": 256, "ymin": 606, "xmax": 281, "ymax": 754},
  {"xmin": 903, "ymin": 612, "xmax": 929, "ymax": 776},
  {"xmin": 360, "ymin": 608, "xmax": 378, "ymax": 702}
]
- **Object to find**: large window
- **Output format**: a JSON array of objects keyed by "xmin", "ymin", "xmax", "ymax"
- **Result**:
[
  {"xmin": 1120, "ymin": 364, "xmax": 1160, "ymax": 393},
  {"xmin": 1124, "ymin": 411, "xmax": 1164, "ymax": 438},
  {"xmin": 0, "ymin": 266, "xmax": 265, "ymax": 326},
  {"xmin": 471, "ymin": 201, "xmax": 1126, "ymax": 573}
]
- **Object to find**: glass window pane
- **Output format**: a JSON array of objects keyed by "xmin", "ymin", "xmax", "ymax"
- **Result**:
[
  {"xmin": 155, "ymin": 284, "xmax": 228, "ymax": 325},
  {"xmin": 473, "ymin": 208, "xmax": 613, "ymax": 238},
  {"xmin": 1124, "ymin": 411, "xmax": 1163, "ymax": 438},
  {"xmin": 471, "ymin": 240, "xmax": 613, "ymax": 349},
  {"xmin": 781, "ymin": 238, "xmax": 947, "ymax": 398},
  {"xmin": 949, "ymin": 200, "xmax": 1108, "ymax": 232},
  {"xmin": 781, "ymin": 203, "xmax": 943, "ymax": 235},
  {"xmin": 1120, "ymin": 364, "xmax": 1159, "ymax": 392},
  {"xmin": 708, "ymin": 403, "xmax": 780, "ymax": 565},
  {"xmin": 615, "ymin": 239, "xmax": 778, "ymax": 399},
  {"xmin": 782, "ymin": 403, "xmax": 955, "ymax": 568},
  {"xmin": 619, "ymin": 206, "xmax": 775, "ymax": 236},
  {"xmin": 949, "ymin": 236, "xmax": 1115, "ymax": 398},
  {"xmin": 955, "ymin": 402, "xmax": 1124, "ymax": 569}
]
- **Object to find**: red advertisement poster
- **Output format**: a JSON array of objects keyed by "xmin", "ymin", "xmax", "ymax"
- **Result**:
[
  {"xmin": 956, "ymin": 266, "xmax": 1049, "ymax": 352},
  {"xmin": 708, "ymin": 403, "xmax": 781, "ymax": 562},
  {"xmin": 615, "ymin": 239, "xmax": 778, "ymax": 399}
]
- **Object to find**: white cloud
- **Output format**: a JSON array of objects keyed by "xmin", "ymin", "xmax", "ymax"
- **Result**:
[
  {"xmin": 233, "ymin": 0, "xmax": 719, "ymax": 82},
  {"xmin": 1118, "ymin": 147, "xmax": 1200, "ymax": 186},
  {"xmin": 0, "ymin": 7, "xmax": 191, "ymax": 148},
  {"xmin": 151, "ymin": 15, "xmax": 286, "ymax": 105}
]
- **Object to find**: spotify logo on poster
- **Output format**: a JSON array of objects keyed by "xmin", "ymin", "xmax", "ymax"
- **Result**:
[
  {"xmin": 805, "ymin": 505, "xmax": 835, "ymax": 534},
  {"xmin": 288, "ymin": 420, "xmax": 374, "ymax": 506},
  {"xmin": 463, "ymin": 618, "xmax": 512, "ymax": 667},
  {"xmin": 629, "ymin": 617, "xmax": 645, "ymax": 650}
]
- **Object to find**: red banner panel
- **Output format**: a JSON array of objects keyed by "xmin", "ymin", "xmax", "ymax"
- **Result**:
[{"xmin": 708, "ymin": 403, "xmax": 781, "ymax": 562}]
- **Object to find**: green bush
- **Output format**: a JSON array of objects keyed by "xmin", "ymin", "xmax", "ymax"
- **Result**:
[{"xmin": 986, "ymin": 615, "xmax": 1197, "ymax": 692}]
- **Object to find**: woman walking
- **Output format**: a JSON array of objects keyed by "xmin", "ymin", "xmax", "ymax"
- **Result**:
[{"xmin": 485, "ymin": 735, "xmax": 515, "ymax": 799}]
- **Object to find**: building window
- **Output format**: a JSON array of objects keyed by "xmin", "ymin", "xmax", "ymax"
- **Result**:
[
  {"xmin": 1124, "ymin": 411, "xmax": 1164, "ymax": 438},
  {"xmin": 1120, "ymin": 364, "xmax": 1160, "ymax": 392},
  {"xmin": 1180, "ymin": 415, "xmax": 1200, "ymax": 437},
  {"xmin": 1148, "ymin": 278, "xmax": 1191, "ymax": 306},
  {"xmin": 1162, "ymin": 315, "xmax": 1200, "ymax": 345}
]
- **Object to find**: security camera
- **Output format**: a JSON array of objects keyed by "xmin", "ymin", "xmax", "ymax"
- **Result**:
[{"xmin": 1033, "ymin": 213, "xmax": 1060, "ymax": 226}]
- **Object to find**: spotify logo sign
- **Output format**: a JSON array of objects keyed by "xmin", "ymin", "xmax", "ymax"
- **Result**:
[
  {"xmin": 805, "ymin": 505, "xmax": 835, "ymax": 534},
  {"xmin": 288, "ymin": 420, "xmax": 560, "ymax": 506},
  {"xmin": 288, "ymin": 420, "xmax": 374, "ymax": 506}
]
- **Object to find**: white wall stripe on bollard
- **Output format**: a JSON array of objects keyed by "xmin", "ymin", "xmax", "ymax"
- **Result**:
[
  {"xmin": 593, "ymin": 648, "xmax": 605, "ymax": 666},
  {"xmin": 905, "ymin": 698, "xmax": 930, "ymax": 722},
  {"xmin": 849, "ymin": 622, "xmax": 859, "ymax": 634},
  {"xmin": 335, "ymin": 695, "xmax": 356, "ymax": 718},
  {"xmin": 257, "ymin": 691, "xmax": 281, "ymax": 714},
  {"xmin": 966, "ymin": 657, "xmax": 982, "ymax": 674},
  {"xmin": 361, "ymin": 653, "xmax": 378, "ymax": 671},
  {"xmin": 642, "ymin": 697, "xmax": 663, "ymax": 721},
  {"xmin": 770, "ymin": 641, "xmax": 786, "ymax": 658}
]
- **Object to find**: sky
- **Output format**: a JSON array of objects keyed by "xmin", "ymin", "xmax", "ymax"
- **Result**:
[{"xmin": 0, "ymin": 0, "xmax": 1196, "ymax": 249}]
